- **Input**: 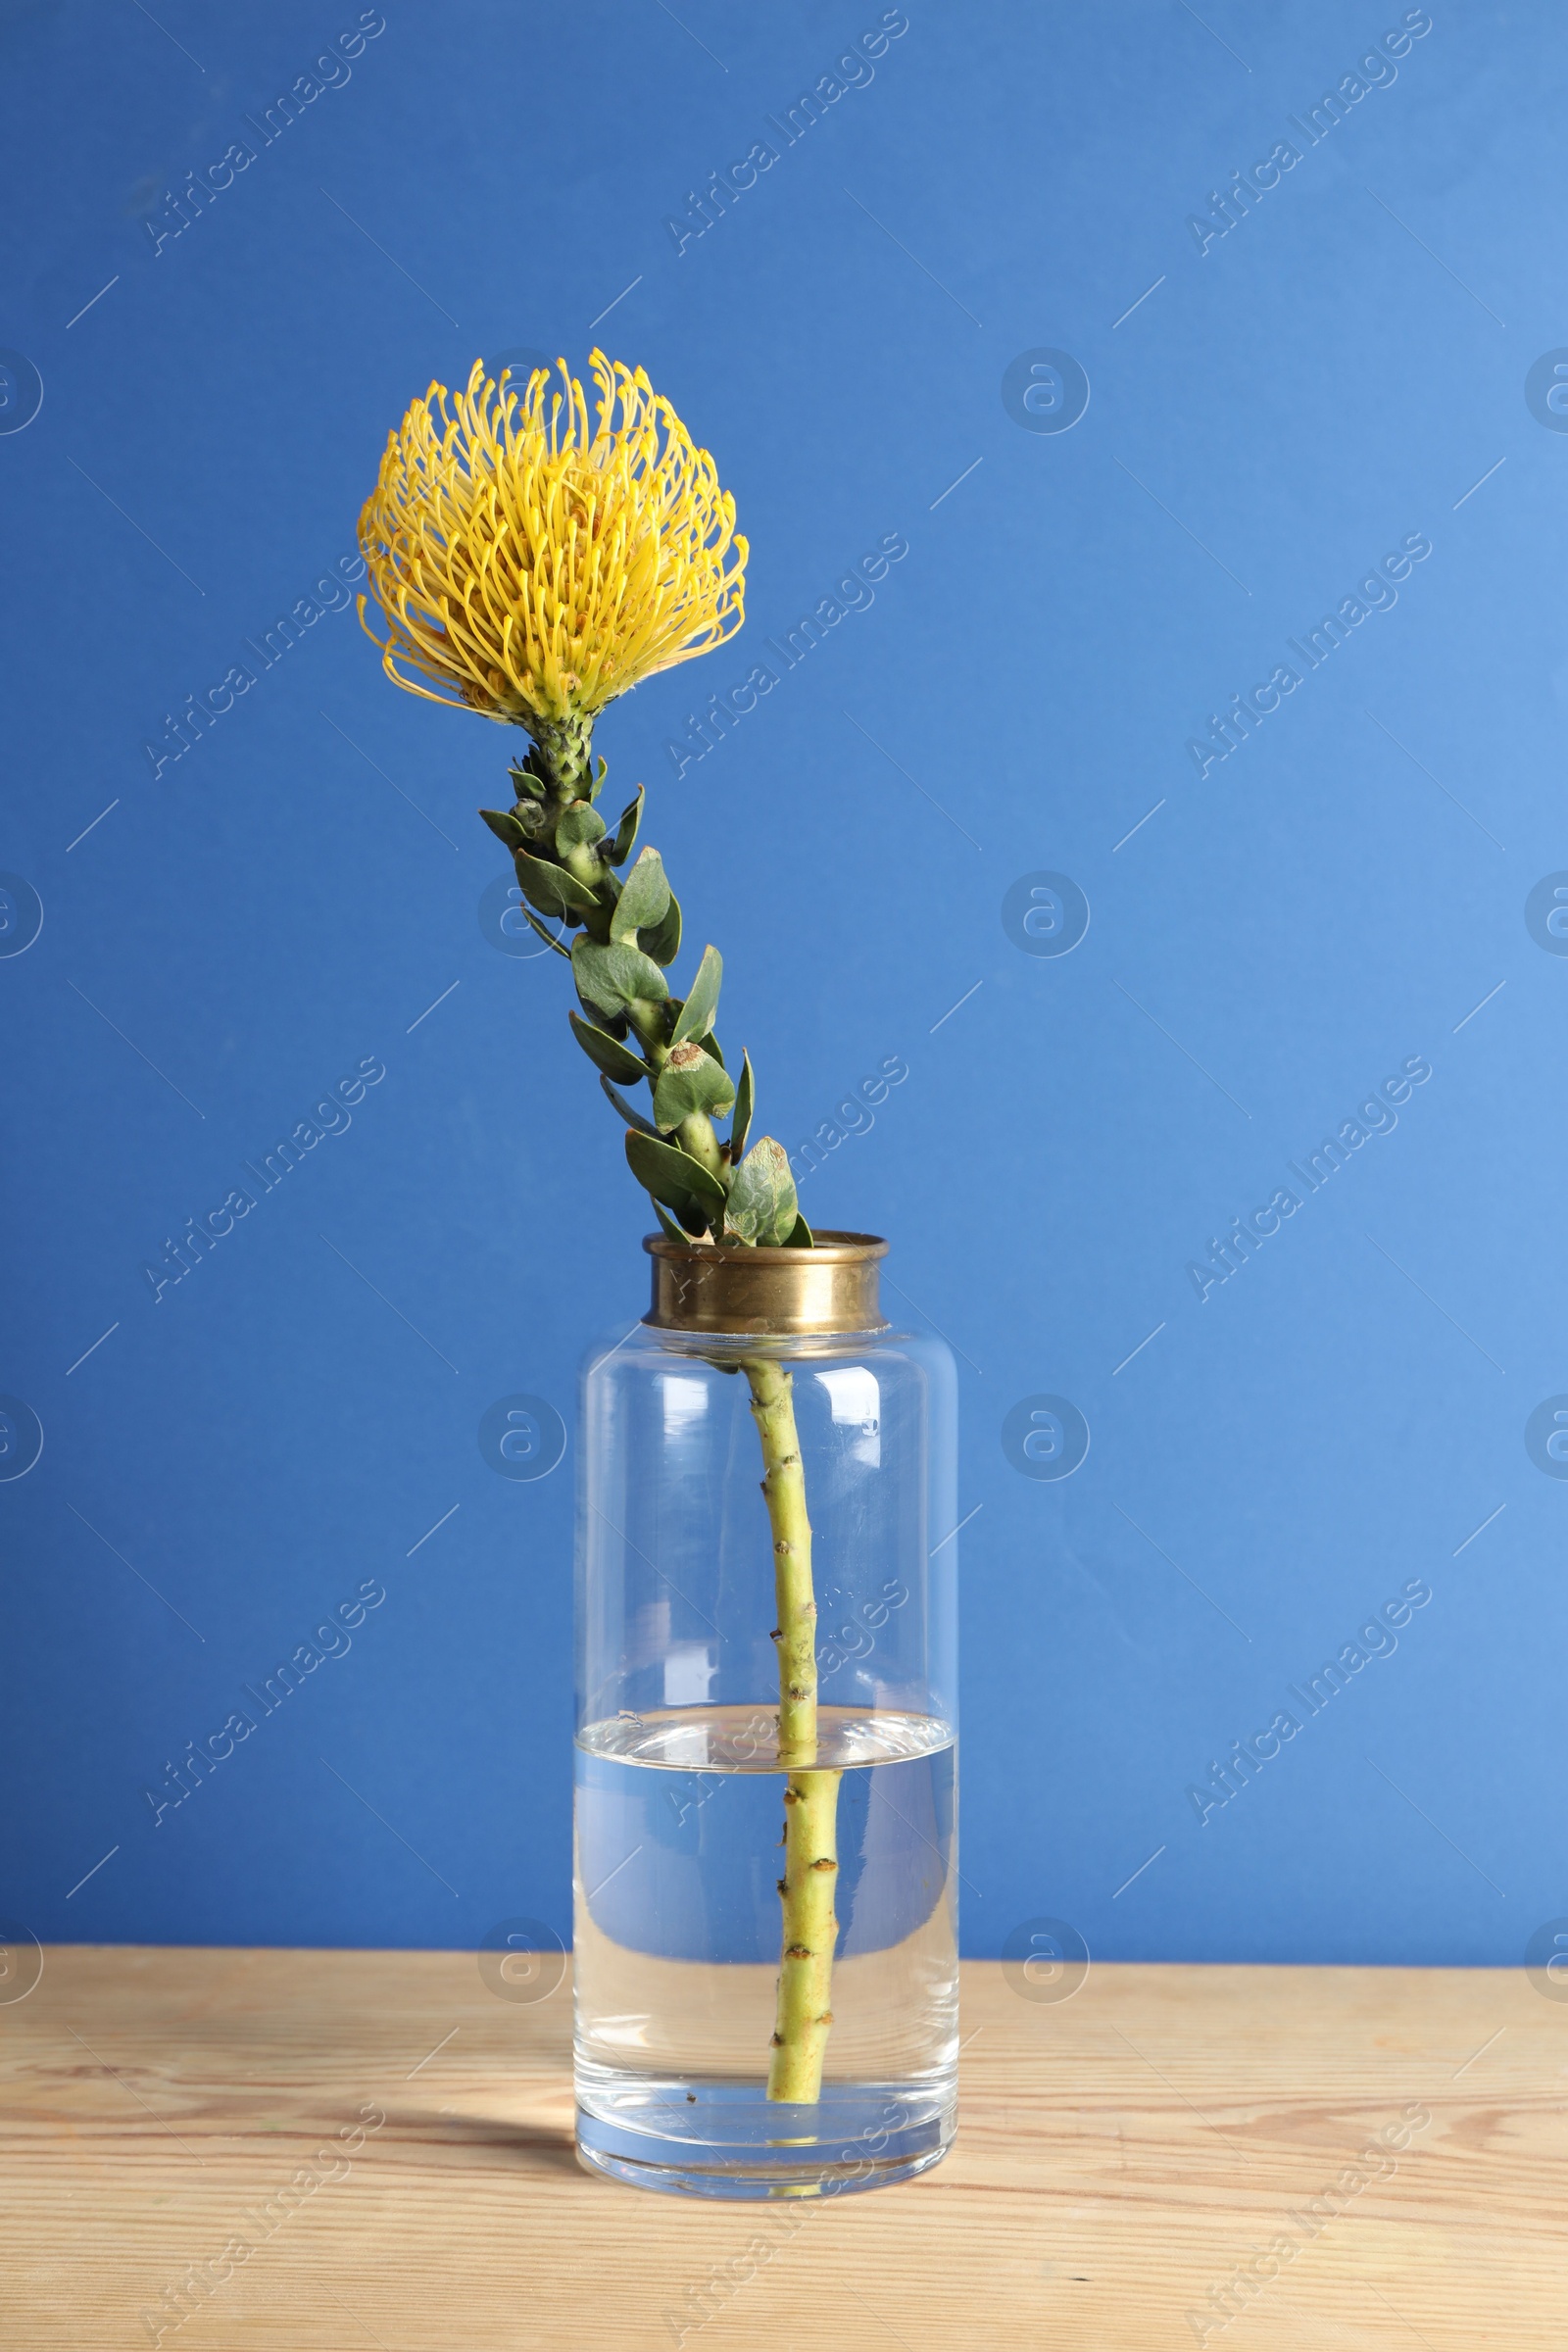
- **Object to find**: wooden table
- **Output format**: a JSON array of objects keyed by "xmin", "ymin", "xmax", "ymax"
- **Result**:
[{"xmin": 3, "ymin": 1947, "xmax": 1562, "ymax": 2348}]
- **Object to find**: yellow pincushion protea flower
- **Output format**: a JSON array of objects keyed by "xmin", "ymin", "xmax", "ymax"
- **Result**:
[{"xmin": 357, "ymin": 350, "xmax": 747, "ymax": 747}]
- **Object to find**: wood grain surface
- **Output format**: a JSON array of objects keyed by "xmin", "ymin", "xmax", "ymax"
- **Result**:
[{"xmin": 2, "ymin": 1946, "xmax": 1562, "ymax": 2348}]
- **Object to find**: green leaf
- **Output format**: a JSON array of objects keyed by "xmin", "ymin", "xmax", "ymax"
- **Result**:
[
  {"xmin": 784, "ymin": 1213, "xmax": 813, "ymax": 1248},
  {"xmin": 571, "ymin": 937, "xmax": 669, "ymax": 1022},
  {"xmin": 508, "ymin": 759, "xmax": 547, "ymax": 801},
  {"xmin": 521, "ymin": 905, "xmax": 572, "ymax": 958},
  {"xmin": 652, "ymin": 1198, "xmax": 696, "ymax": 1243},
  {"xmin": 514, "ymin": 849, "xmax": 599, "ymax": 918},
  {"xmin": 479, "ymin": 807, "xmax": 527, "ymax": 851},
  {"xmin": 624, "ymin": 1129, "xmax": 727, "ymax": 1223},
  {"xmin": 601, "ymin": 1074, "xmax": 660, "ymax": 1136},
  {"xmin": 611, "ymin": 848, "xmax": 670, "ymax": 944},
  {"xmin": 652, "ymin": 1041, "xmax": 735, "ymax": 1131},
  {"xmin": 729, "ymin": 1051, "xmax": 754, "ymax": 1162},
  {"xmin": 568, "ymin": 1012, "xmax": 650, "ymax": 1084},
  {"xmin": 608, "ymin": 786, "xmax": 644, "ymax": 866},
  {"xmin": 555, "ymin": 801, "xmax": 607, "ymax": 854},
  {"xmin": 670, "ymin": 945, "xmax": 721, "ymax": 1047},
  {"xmin": 723, "ymin": 1136, "xmax": 798, "ymax": 1247},
  {"xmin": 640, "ymin": 888, "xmax": 681, "ymax": 967},
  {"xmin": 588, "ymin": 754, "xmax": 607, "ymax": 804}
]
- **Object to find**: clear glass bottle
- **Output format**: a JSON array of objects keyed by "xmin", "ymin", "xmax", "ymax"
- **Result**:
[{"xmin": 572, "ymin": 1233, "xmax": 958, "ymax": 2198}]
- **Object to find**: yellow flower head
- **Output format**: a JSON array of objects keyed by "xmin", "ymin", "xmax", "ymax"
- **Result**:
[{"xmin": 358, "ymin": 351, "xmax": 747, "ymax": 731}]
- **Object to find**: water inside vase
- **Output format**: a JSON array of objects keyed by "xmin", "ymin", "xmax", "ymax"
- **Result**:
[{"xmin": 573, "ymin": 1704, "xmax": 957, "ymax": 2197}]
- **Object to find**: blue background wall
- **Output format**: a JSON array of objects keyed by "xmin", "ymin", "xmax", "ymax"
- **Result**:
[{"xmin": 3, "ymin": 0, "xmax": 1563, "ymax": 1967}]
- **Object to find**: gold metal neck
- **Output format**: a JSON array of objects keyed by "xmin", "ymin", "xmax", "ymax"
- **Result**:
[{"xmin": 644, "ymin": 1231, "xmax": 889, "ymax": 1336}]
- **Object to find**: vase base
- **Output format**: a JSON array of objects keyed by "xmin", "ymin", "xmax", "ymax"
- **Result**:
[{"xmin": 573, "ymin": 2076, "xmax": 955, "ymax": 2199}]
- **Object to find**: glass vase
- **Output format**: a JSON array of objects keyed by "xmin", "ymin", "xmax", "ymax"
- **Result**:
[{"xmin": 572, "ymin": 1232, "xmax": 958, "ymax": 2198}]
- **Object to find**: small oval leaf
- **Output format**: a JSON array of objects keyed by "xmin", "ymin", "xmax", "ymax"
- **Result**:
[
  {"xmin": 572, "ymin": 938, "xmax": 670, "ymax": 1021},
  {"xmin": 639, "ymin": 887, "xmax": 681, "ymax": 967},
  {"xmin": 652, "ymin": 1041, "xmax": 735, "ymax": 1131},
  {"xmin": 601, "ymin": 1074, "xmax": 661, "ymax": 1136},
  {"xmin": 522, "ymin": 904, "xmax": 572, "ymax": 958},
  {"xmin": 729, "ymin": 1050, "xmax": 755, "ymax": 1163},
  {"xmin": 556, "ymin": 800, "xmax": 607, "ymax": 851},
  {"xmin": 480, "ymin": 807, "xmax": 527, "ymax": 851},
  {"xmin": 568, "ymin": 1012, "xmax": 651, "ymax": 1084},
  {"xmin": 670, "ymin": 944, "xmax": 722, "ymax": 1047},
  {"xmin": 514, "ymin": 848, "xmax": 598, "ymax": 916},
  {"xmin": 609, "ymin": 785, "xmax": 645, "ymax": 866},
  {"xmin": 723, "ymin": 1135, "xmax": 798, "ymax": 1247},
  {"xmin": 611, "ymin": 847, "xmax": 671, "ymax": 944},
  {"xmin": 624, "ymin": 1129, "xmax": 728, "ymax": 1220}
]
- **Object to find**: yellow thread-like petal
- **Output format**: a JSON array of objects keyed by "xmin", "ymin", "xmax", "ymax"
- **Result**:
[{"xmin": 358, "ymin": 354, "xmax": 748, "ymax": 729}]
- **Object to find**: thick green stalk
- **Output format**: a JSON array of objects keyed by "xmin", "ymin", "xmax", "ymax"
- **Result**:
[
  {"xmin": 498, "ymin": 718, "xmax": 837, "ymax": 2094},
  {"xmin": 626, "ymin": 1003, "xmax": 669, "ymax": 1074},
  {"xmin": 676, "ymin": 1112, "xmax": 725, "ymax": 1182},
  {"xmin": 746, "ymin": 1356, "xmax": 842, "ymax": 2104}
]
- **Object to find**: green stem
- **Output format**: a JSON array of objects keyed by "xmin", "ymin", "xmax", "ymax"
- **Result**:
[
  {"xmin": 625, "ymin": 1004, "xmax": 668, "ymax": 1070},
  {"xmin": 511, "ymin": 722, "xmax": 834, "ymax": 2085},
  {"xmin": 746, "ymin": 1355, "xmax": 841, "ymax": 2104},
  {"xmin": 676, "ymin": 1110, "xmax": 725, "ymax": 1182}
]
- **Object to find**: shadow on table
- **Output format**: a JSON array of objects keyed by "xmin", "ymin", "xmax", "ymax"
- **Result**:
[{"xmin": 384, "ymin": 2103, "xmax": 584, "ymax": 2178}]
